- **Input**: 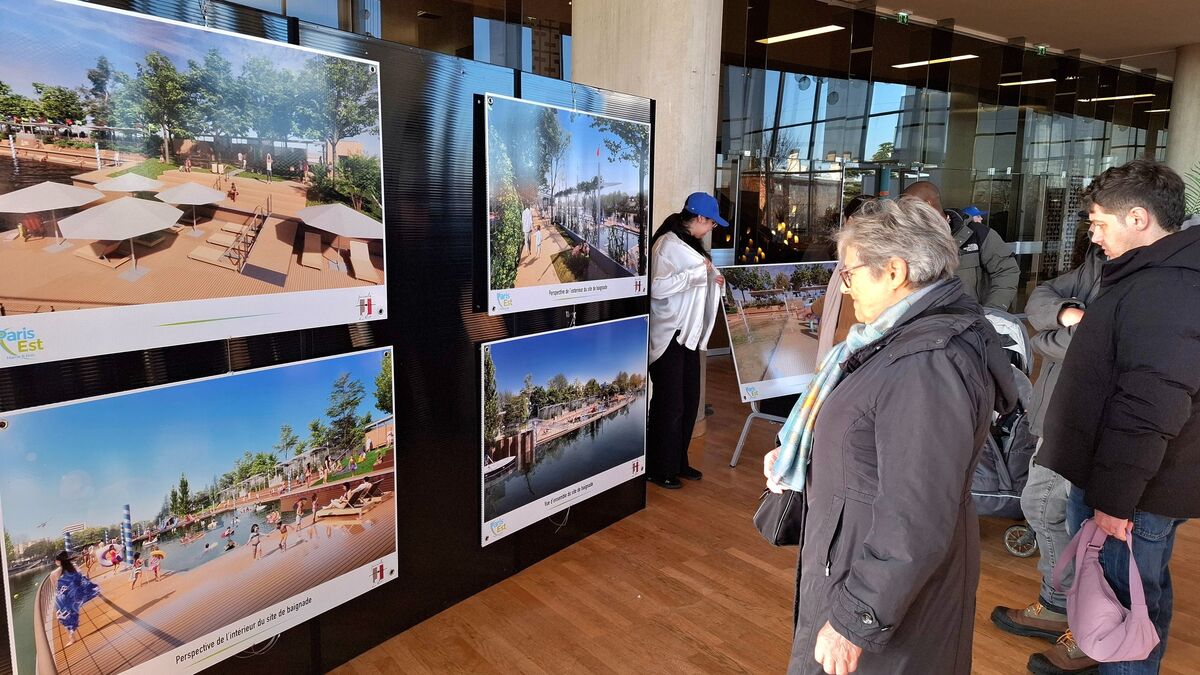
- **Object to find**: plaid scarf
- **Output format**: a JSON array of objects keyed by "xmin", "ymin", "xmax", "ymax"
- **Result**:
[{"xmin": 770, "ymin": 284, "xmax": 937, "ymax": 491}]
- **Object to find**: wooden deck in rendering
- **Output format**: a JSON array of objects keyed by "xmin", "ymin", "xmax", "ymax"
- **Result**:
[
  {"xmin": 36, "ymin": 497, "xmax": 394, "ymax": 675},
  {"xmin": 0, "ymin": 165, "xmax": 385, "ymax": 314}
]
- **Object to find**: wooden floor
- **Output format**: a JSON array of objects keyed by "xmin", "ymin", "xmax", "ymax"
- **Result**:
[{"xmin": 335, "ymin": 355, "xmax": 1200, "ymax": 674}]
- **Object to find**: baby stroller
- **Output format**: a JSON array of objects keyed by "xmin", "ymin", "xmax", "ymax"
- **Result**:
[{"xmin": 971, "ymin": 309, "xmax": 1040, "ymax": 558}]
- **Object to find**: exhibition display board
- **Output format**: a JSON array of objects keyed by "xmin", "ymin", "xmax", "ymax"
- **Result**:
[
  {"xmin": 481, "ymin": 316, "xmax": 648, "ymax": 545},
  {"xmin": 0, "ymin": 0, "xmax": 387, "ymax": 368},
  {"xmin": 483, "ymin": 95, "xmax": 650, "ymax": 315},
  {"xmin": 720, "ymin": 262, "xmax": 836, "ymax": 401},
  {"xmin": 0, "ymin": 1, "xmax": 654, "ymax": 673},
  {"xmin": 0, "ymin": 349, "xmax": 397, "ymax": 675}
]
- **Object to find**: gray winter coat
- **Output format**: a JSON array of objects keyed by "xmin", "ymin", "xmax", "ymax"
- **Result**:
[
  {"xmin": 789, "ymin": 278, "xmax": 1017, "ymax": 675},
  {"xmin": 1024, "ymin": 246, "xmax": 1106, "ymax": 436},
  {"xmin": 950, "ymin": 210, "xmax": 1020, "ymax": 311}
]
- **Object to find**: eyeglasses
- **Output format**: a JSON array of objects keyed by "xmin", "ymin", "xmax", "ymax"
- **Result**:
[{"xmin": 839, "ymin": 263, "xmax": 869, "ymax": 287}]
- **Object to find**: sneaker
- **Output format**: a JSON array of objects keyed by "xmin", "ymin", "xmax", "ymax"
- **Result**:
[
  {"xmin": 646, "ymin": 475, "xmax": 682, "ymax": 489},
  {"xmin": 679, "ymin": 466, "xmax": 703, "ymax": 481},
  {"xmin": 1027, "ymin": 631, "xmax": 1100, "ymax": 675},
  {"xmin": 991, "ymin": 602, "xmax": 1069, "ymax": 642}
]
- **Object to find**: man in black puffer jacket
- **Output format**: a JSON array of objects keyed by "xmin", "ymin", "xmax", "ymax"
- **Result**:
[{"xmin": 1039, "ymin": 159, "xmax": 1200, "ymax": 675}]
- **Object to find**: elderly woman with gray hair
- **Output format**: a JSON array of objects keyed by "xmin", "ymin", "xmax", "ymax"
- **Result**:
[{"xmin": 764, "ymin": 197, "xmax": 1016, "ymax": 675}]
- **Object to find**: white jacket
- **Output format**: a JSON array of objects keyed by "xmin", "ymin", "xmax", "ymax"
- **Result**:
[{"xmin": 649, "ymin": 232, "xmax": 721, "ymax": 363}]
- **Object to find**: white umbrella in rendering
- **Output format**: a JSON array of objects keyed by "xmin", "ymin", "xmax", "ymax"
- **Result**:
[
  {"xmin": 59, "ymin": 197, "xmax": 184, "ymax": 281},
  {"xmin": 0, "ymin": 181, "xmax": 104, "ymax": 252},
  {"xmin": 297, "ymin": 203, "xmax": 383, "ymax": 272},
  {"xmin": 94, "ymin": 173, "xmax": 165, "ymax": 193},
  {"xmin": 155, "ymin": 182, "xmax": 227, "ymax": 237}
]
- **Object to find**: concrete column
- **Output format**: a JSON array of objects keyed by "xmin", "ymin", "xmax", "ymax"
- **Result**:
[
  {"xmin": 1166, "ymin": 43, "xmax": 1200, "ymax": 176},
  {"xmin": 572, "ymin": 0, "xmax": 723, "ymax": 440}
]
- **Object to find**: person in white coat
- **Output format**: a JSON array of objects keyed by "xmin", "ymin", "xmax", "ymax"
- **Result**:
[{"xmin": 646, "ymin": 192, "xmax": 727, "ymax": 488}]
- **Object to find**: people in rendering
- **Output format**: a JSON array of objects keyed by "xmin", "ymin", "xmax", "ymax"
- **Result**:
[
  {"xmin": 646, "ymin": 192, "xmax": 727, "ymax": 489},
  {"xmin": 295, "ymin": 498, "xmax": 307, "ymax": 529},
  {"xmin": 535, "ymin": 223, "xmax": 544, "ymax": 255},
  {"xmin": 227, "ymin": 180, "xmax": 239, "ymax": 202},
  {"xmin": 54, "ymin": 551, "xmax": 100, "ymax": 646},
  {"xmin": 764, "ymin": 197, "xmax": 1015, "ymax": 674},
  {"xmin": 265, "ymin": 153, "xmax": 273, "ymax": 182},
  {"xmin": 902, "ymin": 181, "xmax": 1019, "ymax": 310},
  {"xmin": 248, "ymin": 523, "xmax": 263, "ymax": 560},
  {"xmin": 522, "ymin": 205, "xmax": 534, "ymax": 255},
  {"xmin": 148, "ymin": 550, "xmax": 163, "ymax": 581},
  {"xmin": 277, "ymin": 522, "xmax": 289, "ymax": 551},
  {"xmin": 129, "ymin": 552, "xmax": 143, "ymax": 590},
  {"xmin": 183, "ymin": 157, "xmax": 192, "ymax": 172}
]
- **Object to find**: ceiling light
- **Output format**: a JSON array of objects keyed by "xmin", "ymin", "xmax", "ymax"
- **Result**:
[
  {"xmin": 1147, "ymin": 108, "xmax": 1171, "ymax": 113},
  {"xmin": 1078, "ymin": 93, "xmax": 1156, "ymax": 103},
  {"xmin": 755, "ymin": 25, "xmax": 844, "ymax": 45},
  {"xmin": 892, "ymin": 54, "xmax": 978, "ymax": 69},
  {"xmin": 998, "ymin": 78, "xmax": 1056, "ymax": 87}
]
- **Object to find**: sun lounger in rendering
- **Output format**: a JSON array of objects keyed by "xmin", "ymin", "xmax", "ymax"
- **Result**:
[
  {"xmin": 207, "ymin": 231, "xmax": 240, "ymax": 248},
  {"xmin": 349, "ymin": 240, "xmax": 380, "ymax": 283},
  {"xmin": 300, "ymin": 231, "xmax": 325, "ymax": 269},
  {"xmin": 73, "ymin": 240, "xmax": 129, "ymax": 268}
]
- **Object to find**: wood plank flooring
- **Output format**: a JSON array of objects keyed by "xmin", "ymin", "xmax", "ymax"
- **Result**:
[{"xmin": 334, "ymin": 355, "xmax": 1200, "ymax": 674}]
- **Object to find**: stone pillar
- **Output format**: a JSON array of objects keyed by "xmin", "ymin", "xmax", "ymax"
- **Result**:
[
  {"xmin": 572, "ymin": 0, "xmax": 723, "ymax": 440},
  {"xmin": 1166, "ymin": 43, "xmax": 1200, "ymax": 176}
]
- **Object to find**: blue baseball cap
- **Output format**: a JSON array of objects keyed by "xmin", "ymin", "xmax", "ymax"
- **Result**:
[
  {"xmin": 683, "ymin": 192, "xmax": 729, "ymax": 227},
  {"xmin": 962, "ymin": 205, "xmax": 987, "ymax": 218}
]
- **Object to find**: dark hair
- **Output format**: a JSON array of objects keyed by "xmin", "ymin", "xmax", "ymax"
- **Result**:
[
  {"xmin": 843, "ymin": 195, "xmax": 877, "ymax": 222},
  {"xmin": 55, "ymin": 551, "xmax": 77, "ymax": 575},
  {"xmin": 651, "ymin": 209, "xmax": 710, "ymax": 260},
  {"xmin": 1082, "ymin": 159, "xmax": 1185, "ymax": 232}
]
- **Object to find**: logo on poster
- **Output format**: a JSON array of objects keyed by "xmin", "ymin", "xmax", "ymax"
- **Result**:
[
  {"xmin": 632, "ymin": 460, "xmax": 641, "ymax": 474},
  {"xmin": 0, "ymin": 328, "xmax": 44, "ymax": 360},
  {"xmin": 497, "ymin": 292, "xmax": 513, "ymax": 309},
  {"xmin": 489, "ymin": 519, "xmax": 508, "ymax": 535},
  {"xmin": 371, "ymin": 563, "xmax": 386, "ymax": 583},
  {"xmin": 745, "ymin": 386, "xmax": 759, "ymax": 398},
  {"xmin": 634, "ymin": 279, "xmax": 642, "ymax": 293},
  {"xmin": 358, "ymin": 295, "xmax": 377, "ymax": 318}
]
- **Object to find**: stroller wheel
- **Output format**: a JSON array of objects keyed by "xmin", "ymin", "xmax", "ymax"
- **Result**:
[{"xmin": 1004, "ymin": 524, "xmax": 1038, "ymax": 558}]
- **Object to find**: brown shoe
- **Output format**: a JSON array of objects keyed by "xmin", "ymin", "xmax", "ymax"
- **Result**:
[
  {"xmin": 991, "ymin": 602, "xmax": 1069, "ymax": 642},
  {"xmin": 1027, "ymin": 631, "xmax": 1100, "ymax": 675}
]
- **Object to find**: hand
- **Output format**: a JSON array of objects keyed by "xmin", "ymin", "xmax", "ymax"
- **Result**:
[
  {"xmin": 814, "ymin": 621, "xmax": 862, "ymax": 675},
  {"xmin": 763, "ymin": 447, "xmax": 785, "ymax": 494},
  {"xmin": 714, "ymin": 273, "xmax": 725, "ymax": 287},
  {"xmin": 1059, "ymin": 307, "xmax": 1085, "ymax": 327},
  {"xmin": 1094, "ymin": 509, "xmax": 1133, "ymax": 542}
]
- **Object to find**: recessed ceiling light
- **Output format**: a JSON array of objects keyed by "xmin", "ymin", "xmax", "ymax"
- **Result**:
[
  {"xmin": 892, "ymin": 54, "xmax": 978, "ymax": 69},
  {"xmin": 998, "ymin": 78, "xmax": 1056, "ymax": 87},
  {"xmin": 755, "ymin": 25, "xmax": 844, "ymax": 45},
  {"xmin": 1078, "ymin": 93, "xmax": 1156, "ymax": 103}
]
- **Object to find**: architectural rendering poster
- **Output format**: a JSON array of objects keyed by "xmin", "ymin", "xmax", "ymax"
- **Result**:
[
  {"xmin": 720, "ymin": 263, "xmax": 837, "ymax": 402},
  {"xmin": 481, "ymin": 316, "xmax": 648, "ymax": 545},
  {"xmin": 484, "ymin": 94, "xmax": 650, "ymax": 315},
  {"xmin": 0, "ymin": 0, "xmax": 387, "ymax": 368},
  {"xmin": 0, "ymin": 348, "xmax": 397, "ymax": 675}
]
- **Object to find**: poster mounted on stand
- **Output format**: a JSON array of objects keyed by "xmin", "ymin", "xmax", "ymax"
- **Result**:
[
  {"xmin": 0, "ymin": 0, "xmax": 387, "ymax": 368},
  {"xmin": 483, "ymin": 94, "xmax": 650, "ymax": 315},
  {"xmin": 720, "ymin": 262, "xmax": 837, "ymax": 402},
  {"xmin": 0, "ymin": 348, "xmax": 397, "ymax": 674},
  {"xmin": 481, "ymin": 316, "xmax": 648, "ymax": 545}
]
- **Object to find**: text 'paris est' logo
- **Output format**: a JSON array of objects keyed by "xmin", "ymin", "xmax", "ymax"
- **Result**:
[{"xmin": 0, "ymin": 327, "xmax": 44, "ymax": 361}]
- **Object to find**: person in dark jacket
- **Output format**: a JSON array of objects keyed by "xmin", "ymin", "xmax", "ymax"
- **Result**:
[
  {"xmin": 991, "ymin": 241, "xmax": 1105, "ymax": 675},
  {"xmin": 764, "ymin": 197, "xmax": 1016, "ymax": 674},
  {"xmin": 1039, "ymin": 159, "xmax": 1200, "ymax": 675},
  {"xmin": 903, "ymin": 181, "xmax": 1020, "ymax": 310}
]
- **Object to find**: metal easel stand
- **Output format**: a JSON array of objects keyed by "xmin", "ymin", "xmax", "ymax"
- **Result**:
[{"xmin": 730, "ymin": 400, "xmax": 786, "ymax": 467}]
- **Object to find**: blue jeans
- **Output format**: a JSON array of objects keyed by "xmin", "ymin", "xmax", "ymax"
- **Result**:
[{"xmin": 1067, "ymin": 487, "xmax": 1186, "ymax": 674}]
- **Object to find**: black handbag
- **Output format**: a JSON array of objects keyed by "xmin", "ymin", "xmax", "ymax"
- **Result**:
[{"xmin": 753, "ymin": 488, "xmax": 806, "ymax": 546}]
